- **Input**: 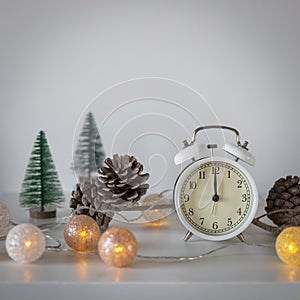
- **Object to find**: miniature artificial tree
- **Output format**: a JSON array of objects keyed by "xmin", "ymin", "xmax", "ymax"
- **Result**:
[
  {"xmin": 73, "ymin": 112, "xmax": 105, "ymax": 181},
  {"xmin": 20, "ymin": 131, "xmax": 65, "ymax": 218}
]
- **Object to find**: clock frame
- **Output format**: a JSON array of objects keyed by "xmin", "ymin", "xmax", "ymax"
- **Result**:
[{"xmin": 173, "ymin": 125, "xmax": 258, "ymax": 242}]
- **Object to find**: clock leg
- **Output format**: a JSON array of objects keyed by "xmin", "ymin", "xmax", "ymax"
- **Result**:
[
  {"xmin": 184, "ymin": 231, "xmax": 193, "ymax": 242},
  {"xmin": 237, "ymin": 233, "xmax": 246, "ymax": 243}
]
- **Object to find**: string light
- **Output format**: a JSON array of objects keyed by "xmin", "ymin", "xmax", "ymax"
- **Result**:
[
  {"xmin": 0, "ymin": 202, "xmax": 10, "ymax": 235},
  {"xmin": 98, "ymin": 227, "xmax": 138, "ymax": 268},
  {"xmin": 2, "ymin": 220, "xmax": 273, "ymax": 268},
  {"xmin": 5, "ymin": 224, "xmax": 45, "ymax": 263},
  {"xmin": 275, "ymin": 226, "xmax": 300, "ymax": 267},
  {"xmin": 142, "ymin": 193, "xmax": 173, "ymax": 227},
  {"xmin": 64, "ymin": 215, "xmax": 100, "ymax": 252},
  {"xmin": 24, "ymin": 240, "xmax": 32, "ymax": 248},
  {"xmin": 0, "ymin": 196, "xmax": 279, "ymax": 268}
]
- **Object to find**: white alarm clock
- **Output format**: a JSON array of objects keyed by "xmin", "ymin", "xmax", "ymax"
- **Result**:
[{"xmin": 173, "ymin": 125, "xmax": 258, "ymax": 242}]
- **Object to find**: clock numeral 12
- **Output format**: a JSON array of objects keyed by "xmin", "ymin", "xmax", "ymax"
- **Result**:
[{"xmin": 212, "ymin": 166, "xmax": 220, "ymax": 175}]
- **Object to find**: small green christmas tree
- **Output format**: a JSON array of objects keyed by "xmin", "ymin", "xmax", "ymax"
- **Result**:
[
  {"xmin": 73, "ymin": 112, "xmax": 106, "ymax": 180},
  {"xmin": 20, "ymin": 131, "xmax": 65, "ymax": 212}
]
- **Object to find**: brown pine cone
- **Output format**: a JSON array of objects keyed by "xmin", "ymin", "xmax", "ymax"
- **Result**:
[
  {"xmin": 265, "ymin": 175, "xmax": 300, "ymax": 226},
  {"xmin": 98, "ymin": 154, "xmax": 150, "ymax": 203},
  {"xmin": 69, "ymin": 154, "xmax": 150, "ymax": 229},
  {"xmin": 70, "ymin": 179, "xmax": 113, "ymax": 229}
]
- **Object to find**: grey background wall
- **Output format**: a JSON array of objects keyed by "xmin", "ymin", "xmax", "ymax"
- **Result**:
[{"xmin": 0, "ymin": 0, "xmax": 299, "ymax": 207}]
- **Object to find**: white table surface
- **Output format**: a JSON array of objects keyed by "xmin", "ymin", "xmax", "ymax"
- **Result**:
[{"xmin": 0, "ymin": 194, "xmax": 300, "ymax": 300}]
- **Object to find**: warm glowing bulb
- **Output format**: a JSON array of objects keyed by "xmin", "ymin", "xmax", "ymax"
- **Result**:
[
  {"xmin": 114, "ymin": 245, "xmax": 125, "ymax": 254},
  {"xmin": 288, "ymin": 243, "xmax": 298, "ymax": 254},
  {"xmin": 98, "ymin": 227, "xmax": 138, "ymax": 268},
  {"xmin": 79, "ymin": 230, "xmax": 87, "ymax": 237},
  {"xmin": 276, "ymin": 226, "xmax": 300, "ymax": 267},
  {"xmin": 24, "ymin": 240, "xmax": 32, "ymax": 248},
  {"xmin": 0, "ymin": 202, "xmax": 10, "ymax": 235},
  {"xmin": 142, "ymin": 194, "xmax": 172, "ymax": 226},
  {"xmin": 5, "ymin": 224, "xmax": 45, "ymax": 263},
  {"xmin": 64, "ymin": 215, "xmax": 100, "ymax": 252}
]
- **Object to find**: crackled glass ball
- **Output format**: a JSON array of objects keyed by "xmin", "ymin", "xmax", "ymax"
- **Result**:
[
  {"xmin": 0, "ymin": 202, "xmax": 10, "ymax": 235},
  {"xmin": 98, "ymin": 227, "xmax": 138, "ymax": 268},
  {"xmin": 143, "ymin": 194, "xmax": 172, "ymax": 226},
  {"xmin": 5, "ymin": 223, "xmax": 45, "ymax": 263},
  {"xmin": 64, "ymin": 215, "xmax": 100, "ymax": 252},
  {"xmin": 276, "ymin": 226, "xmax": 300, "ymax": 267}
]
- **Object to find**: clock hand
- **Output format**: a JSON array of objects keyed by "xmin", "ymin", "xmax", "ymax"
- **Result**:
[
  {"xmin": 214, "ymin": 169, "xmax": 217, "ymax": 194},
  {"xmin": 211, "ymin": 202, "xmax": 217, "ymax": 215},
  {"xmin": 212, "ymin": 169, "xmax": 219, "ymax": 202},
  {"xmin": 211, "ymin": 169, "xmax": 219, "ymax": 215},
  {"xmin": 199, "ymin": 172, "xmax": 220, "ymax": 210}
]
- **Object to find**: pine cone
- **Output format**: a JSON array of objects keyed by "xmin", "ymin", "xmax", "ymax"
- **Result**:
[
  {"xmin": 265, "ymin": 175, "xmax": 300, "ymax": 226},
  {"xmin": 70, "ymin": 154, "xmax": 150, "ymax": 229},
  {"xmin": 70, "ymin": 179, "xmax": 113, "ymax": 229},
  {"xmin": 98, "ymin": 154, "xmax": 150, "ymax": 203}
]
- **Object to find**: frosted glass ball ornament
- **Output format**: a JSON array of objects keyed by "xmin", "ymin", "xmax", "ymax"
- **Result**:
[
  {"xmin": 98, "ymin": 227, "xmax": 138, "ymax": 268},
  {"xmin": 142, "ymin": 194, "xmax": 172, "ymax": 226},
  {"xmin": 275, "ymin": 226, "xmax": 300, "ymax": 267},
  {"xmin": 5, "ymin": 223, "xmax": 46, "ymax": 263},
  {"xmin": 64, "ymin": 215, "xmax": 100, "ymax": 252},
  {"xmin": 0, "ymin": 202, "xmax": 10, "ymax": 235}
]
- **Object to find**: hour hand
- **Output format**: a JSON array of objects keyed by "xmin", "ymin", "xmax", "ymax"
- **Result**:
[{"xmin": 211, "ymin": 202, "xmax": 217, "ymax": 215}]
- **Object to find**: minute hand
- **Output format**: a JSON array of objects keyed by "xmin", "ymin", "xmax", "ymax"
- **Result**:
[{"xmin": 212, "ymin": 170, "xmax": 219, "ymax": 202}]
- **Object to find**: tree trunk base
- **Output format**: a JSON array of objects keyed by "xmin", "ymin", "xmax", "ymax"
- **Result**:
[{"xmin": 29, "ymin": 207, "xmax": 56, "ymax": 219}]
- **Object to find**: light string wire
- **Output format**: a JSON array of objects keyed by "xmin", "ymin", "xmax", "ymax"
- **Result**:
[
  {"xmin": 92, "ymin": 189, "xmax": 174, "ymax": 223},
  {"xmin": 136, "ymin": 242, "xmax": 274, "ymax": 262},
  {"xmin": 44, "ymin": 243, "xmax": 231, "ymax": 261},
  {"xmin": 42, "ymin": 240, "xmax": 273, "ymax": 262},
  {"xmin": 44, "ymin": 234, "xmax": 62, "ymax": 250},
  {"xmin": 136, "ymin": 244, "xmax": 229, "ymax": 261}
]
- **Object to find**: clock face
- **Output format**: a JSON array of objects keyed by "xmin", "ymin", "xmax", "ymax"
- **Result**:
[{"xmin": 174, "ymin": 157, "xmax": 258, "ymax": 241}]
